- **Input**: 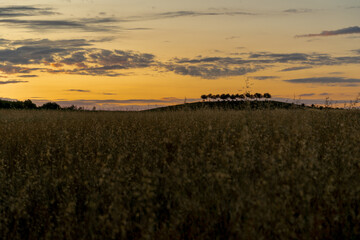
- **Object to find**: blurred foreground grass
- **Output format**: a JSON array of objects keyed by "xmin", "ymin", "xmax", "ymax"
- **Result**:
[{"xmin": 0, "ymin": 109, "xmax": 360, "ymax": 239}]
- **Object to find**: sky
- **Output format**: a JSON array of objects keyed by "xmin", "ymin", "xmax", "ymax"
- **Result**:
[{"xmin": 0, "ymin": 0, "xmax": 359, "ymax": 110}]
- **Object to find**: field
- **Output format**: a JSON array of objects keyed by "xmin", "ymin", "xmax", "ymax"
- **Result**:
[{"xmin": 1, "ymin": 109, "xmax": 360, "ymax": 239}]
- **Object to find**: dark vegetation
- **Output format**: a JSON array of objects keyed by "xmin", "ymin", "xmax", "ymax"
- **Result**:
[
  {"xmin": 0, "ymin": 99, "xmax": 82, "ymax": 110},
  {"xmin": 0, "ymin": 109, "xmax": 360, "ymax": 239},
  {"xmin": 148, "ymin": 99, "xmax": 310, "ymax": 111}
]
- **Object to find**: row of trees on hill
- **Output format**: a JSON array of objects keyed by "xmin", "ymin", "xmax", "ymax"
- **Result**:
[
  {"xmin": 0, "ymin": 99, "xmax": 83, "ymax": 110},
  {"xmin": 201, "ymin": 93, "xmax": 272, "ymax": 102}
]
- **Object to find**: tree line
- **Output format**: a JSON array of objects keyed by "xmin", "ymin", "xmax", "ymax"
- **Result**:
[
  {"xmin": 201, "ymin": 93, "xmax": 272, "ymax": 102},
  {"xmin": 0, "ymin": 99, "xmax": 83, "ymax": 110}
]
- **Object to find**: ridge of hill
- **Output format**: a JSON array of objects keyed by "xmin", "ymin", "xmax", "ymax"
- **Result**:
[{"xmin": 145, "ymin": 100, "xmax": 311, "ymax": 111}]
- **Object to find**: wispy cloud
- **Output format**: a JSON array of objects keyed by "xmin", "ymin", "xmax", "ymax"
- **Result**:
[
  {"xmin": 17, "ymin": 75, "xmax": 38, "ymax": 78},
  {"xmin": 296, "ymin": 26, "xmax": 360, "ymax": 37},
  {"xmin": 126, "ymin": 10, "xmax": 255, "ymax": 22},
  {"xmin": 250, "ymin": 53, "xmax": 313, "ymax": 62},
  {"xmin": 66, "ymin": 89, "xmax": 91, "ymax": 93},
  {"xmin": 280, "ymin": 66, "xmax": 313, "ymax": 72},
  {"xmin": 0, "ymin": 80, "xmax": 28, "ymax": 84},
  {"xmin": 0, "ymin": 6, "xmax": 256, "ymax": 33},
  {"xmin": 284, "ymin": 77, "xmax": 360, "ymax": 84},
  {"xmin": 251, "ymin": 76, "xmax": 279, "ymax": 80},
  {"xmin": 0, "ymin": 6, "xmax": 58, "ymax": 17},
  {"xmin": 283, "ymin": 8, "xmax": 312, "ymax": 14},
  {"xmin": 299, "ymin": 93, "xmax": 315, "ymax": 97},
  {"xmin": 249, "ymin": 52, "xmax": 360, "ymax": 65},
  {"xmin": 0, "ymin": 18, "xmax": 119, "ymax": 32}
]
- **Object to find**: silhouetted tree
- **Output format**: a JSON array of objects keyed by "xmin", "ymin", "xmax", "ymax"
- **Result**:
[
  {"xmin": 245, "ymin": 93, "xmax": 255, "ymax": 99},
  {"xmin": 40, "ymin": 102, "xmax": 61, "ymax": 110},
  {"xmin": 220, "ymin": 94, "xmax": 227, "ymax": 101},
  {"xmin": 63, "ymin": 105, "xmax": 76, "ymax": 110},
  {"xmin": 201, "ymin": 94, "xmax": 208, "ymax": 102},
  {"xmin": 230, "ymin": 94, "xmax": 236, "ymax": 101},
  {"xmin": 0, "ymin": 100, "xmax": 11, "ymax": 109},
  {"xmin": 254, "ymin": 93, "xmax": 263, "ymax": 100},
  {"xmin": 24, "ymin": 99, "xmax": 37, "ymax": 109},
  {"xmin": 263, "ymin": 93, "xmax": 272, "ymax": 99}
]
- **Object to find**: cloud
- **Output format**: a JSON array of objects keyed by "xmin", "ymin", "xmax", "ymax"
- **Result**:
[
  {"xmin": 0, "ymin": 38, "xmax": 156, "ymax": 76},
  {"xmin": 0, "ymin": 64, "xmax": 37, "ymax": 74},
  {"xmin": 352, "ymin": 49, "xmax": 360, "ymax": 54},
  {"xmin": 249, "ymin": 53, "xmax": 310, "ymax": 62},
  {"xmin": 296, "ymin": 26, "xmax": 360, "ymax": 37},
  {"xmin": 126, "ymin": 27, "xmax": 152, "ymax": 31},
  {"xmin": 9, "ymin": 38, "xmax": 96, "ymax": 48},
  {"xmin": 45, "ymin": 50, "xmax": 155, "ymax": 77},
  {"xmin": 319, "ymin": 93, "xmax": 330, "ymax": 96},
  {"xmin": 126, "ymin": 10, "xmax": 255, "ymax": 22},
  {"xmin": 18, "ymin": 75, "xmax": 38, "ymax": 78},
  {"xmin": 0, "ymin": 6, "xmax": 58, "ymax": 17},
  {"xmin": 163, "ymin": 49, "xmax": 360, "ymax": 79},
  {"xmin": 66, "ymin": 89, "xmax": 91, "ymax": 93},
  {"xmin": 249, "ymin": 52, "xmax": 360, "ymax": 65},
  {"xmin": 175, "ymin": 57, "xmax": 248, "ymax": 64},
  {"xmin": 0, "ymin": 46, "xmax": 69, "ymax": 65},
  {"xmin": 251, "ymin": 76, "xmax": 279, "ymax": 80},
  {"xmin": 165, "ymin": 64, "xmax": 261, "ymax": 79},
  {"xmin": 225, "ymin": 36, "xmax": 240, "ymax": 40},
  {"xmin": 280, "ymin": 66, "xmax": 313, "ymax": 72},
  {"xmin": 283, "ymin": 8, "xmax": 312, "ymax": 14},
  {"xmin": 284, "ymin": 77, "xmax": 360, "ymax": 84},
  {"xmin": 0, "ymin": 18, "xmax": 119, "ymax": 32},
  {"xmin": 1, "ymin": 37, "xmax": 360, "ymax": 79},
  {"xmin": 0, "ymin": 80, "xmax": 28, "ymax": 84},
  {"xmin": 333, "ymin": 56, "xmax": 360, "ymax": 64},
  {"xmin": 164, "ymin": 55, "xmax": 264, "ymax": 79},
  {"xmin": 299, "ymin": 93, "xmax": 315, "ymax": 97}
]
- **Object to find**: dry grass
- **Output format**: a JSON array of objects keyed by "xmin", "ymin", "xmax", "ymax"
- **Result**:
[{"xmin": 0, "ymin": 109, "xmax": 360, "ymax": 239}]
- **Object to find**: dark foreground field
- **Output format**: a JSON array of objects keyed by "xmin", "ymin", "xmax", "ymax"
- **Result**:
[{"xmin": 1, "ymin": 109, "xmax": 360, "ymax": 239}]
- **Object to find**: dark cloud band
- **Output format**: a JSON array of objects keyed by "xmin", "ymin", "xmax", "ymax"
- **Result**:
[
  {"xmin": 0, "ymin": 6, "xmax": 58, "ymax": 17},
  {"xmin": 0, "ymin": 80, "xmax": 28, "ymax": 84},
  {"xmin": 284, "ymin": 77, "xmax": 360, "ymax": 84},
  {"xmin": 296, "ymin": 26, "xmax": 360, "ymax": 38}
]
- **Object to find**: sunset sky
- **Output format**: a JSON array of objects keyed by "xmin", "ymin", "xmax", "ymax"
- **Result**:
[{"xmin": 0, "ymin": 0, "xmax": 359, "ymax": 110}]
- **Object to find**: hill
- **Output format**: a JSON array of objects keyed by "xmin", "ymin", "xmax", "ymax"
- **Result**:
[{"xmin": 145, "ymin": 100, "xmax": 310, "ymax": 111}]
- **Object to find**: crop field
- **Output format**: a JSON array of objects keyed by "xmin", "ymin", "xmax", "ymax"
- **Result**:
[{"xmin": 0, "ymin": 109, "xmax": 360, "ymax": 239}]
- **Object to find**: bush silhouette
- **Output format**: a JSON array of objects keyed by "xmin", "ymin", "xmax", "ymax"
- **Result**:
[
  {"xmin": 40, "ymin": 102, "xmax": 61, "ymax": 110},
  {"xmin": 24, "ymin": 100, "xmax": 37, "ymax": 109}
]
